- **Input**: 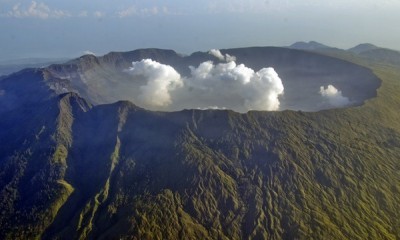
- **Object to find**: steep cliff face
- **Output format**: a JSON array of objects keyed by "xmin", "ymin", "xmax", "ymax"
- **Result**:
[{"xmin": 0, "ymin": 48, "xmax": 399, "ymax": 239}]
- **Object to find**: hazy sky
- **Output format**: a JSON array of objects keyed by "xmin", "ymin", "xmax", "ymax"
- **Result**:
[{"xmin": 1, "ymin": 0, "xmax": 400, "ymax": 60}]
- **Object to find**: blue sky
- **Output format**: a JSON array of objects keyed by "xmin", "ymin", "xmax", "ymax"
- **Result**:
[{"xmin": 1, "ymin": 0, "xmax": 400, "ymax": 60}]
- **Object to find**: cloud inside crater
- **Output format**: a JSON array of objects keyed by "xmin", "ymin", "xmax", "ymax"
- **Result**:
[
  {"xmin": 126, "ymin": 58, "xmax": 284, "ymax": 112},
  {"xmin": 319, "ymin": 84, "xmax": 350, "ymax": 107}
]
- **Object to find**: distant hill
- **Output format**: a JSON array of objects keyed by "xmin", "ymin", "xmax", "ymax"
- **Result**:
[
  {"xmin": 348, "ymin": 43, "xmax": 379, "ymax": 54},
  {"xmin": 345, "ymin": 44, "xmax": 400, "ymax": 66},
  {"xmin": 291, "ymin": 42, "xmax": 400, "ymax": 67},
  {"xmin": 289, "ymin": 41, "xmax": 332, "ymax": 50},
  {"xmin": 0, "ymin": 58, "xmax": 69, "ymax": 76},
  {"xmin": 359, "ymin": 48, "xmax": 400, "ymax": 66}
]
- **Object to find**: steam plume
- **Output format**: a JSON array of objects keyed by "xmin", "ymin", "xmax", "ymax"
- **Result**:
[
  {"xmin": 128, "ymin": 59, "xmax": 183, "ymax": 109},
  {"xmin": 319, "ymin": 85, "xmax": 350, "ymax": 107},
  {"xmin": 127, "ymin": 59, "xmax": 284, "ymax": 112},
  {"xmin": 208, "ymin": 49, "xmax": 237, "ymax": 62}
]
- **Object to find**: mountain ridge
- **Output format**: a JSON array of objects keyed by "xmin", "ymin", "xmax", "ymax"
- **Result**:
[
  {"xmin": 348, "ymin": 43, "xmax": 379, "ymax": 54},
  {"xmin": 43, "ymin": 46, "xmax": 381, "ymax": 112},
  {"xmin": 289, "ymin": 41, "xmax": 332, "ymax": 50}
]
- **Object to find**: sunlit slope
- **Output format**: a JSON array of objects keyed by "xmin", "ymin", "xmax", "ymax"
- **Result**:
[{"xmin": 0, "ymin": 50, "xmax": 399, "ymax": 239}]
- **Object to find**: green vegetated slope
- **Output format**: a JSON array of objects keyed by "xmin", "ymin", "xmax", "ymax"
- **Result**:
[{"xmin": 0, "ymin": 50, "xmax": 400, "ymax": 239}]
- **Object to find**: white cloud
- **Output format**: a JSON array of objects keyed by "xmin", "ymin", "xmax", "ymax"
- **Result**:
[
  {"xmin": 225, "ymin": 53, "xmax": 237, "ymax": 62},
  {"xmin": 81, "ymin": 6, "xmax": 172, "ymax": 19},
  {"xmin": 141, "ymin": 7, "xmax": 159, "ymax": 15},
  {"xmin": 208, "ymin": 49, "xmax": 225, "ymax": 61},
  {"xmin": 197, "ymin": 106, "xmax": 227, "ymax": 110},
  {"xmin": 208, "ymin": 49, "xmax": 237, "ymax": 62},
  {"xmin": 319, "ymin": 85, "xmax": 350, "ymax": 107},
  {"xmin": 207, "ymin": 0, "xmax": 274, "ymax": 13},
  {"xmin": 79, "ymin": 10, "xmax": 107, "ymax": 18},
  {"xmin": 83, "ymin": 50, "xmax": 96, "ymax": 56},
  {"xmin": 205, "ymin": 0, "xmax": 400, "ymax": 13},
  {"xmin": 126, "ymin": 59, "xmax": 284, "ymax": 112},
  {"xmin": 117, "ymin": 5, "xmax": 175, "ymax": 17},
  {"xmin": 161, "ymin": 6, "xmax": 171, "ymax": 14},
  {"xmin": 187, "ymin": 60, "xmax": 284, "ymax": 112},
  {"xmin": 7, "ymin": 1, "xmax": 70, "ymax": 19},
  {"xmin": 118, "ymin": 6, "xmax": 137, "ymax": 18},
  {"xmin": 127, "ymin": 59, "xmax": 183, "ymax": 109},
  {"xmin": 78, "ymin": 11, "xmax": 88, "ymax": 17},
  {"xmin": 94, "ymin": 11, "xmax": 105, "ymax": 18}
]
